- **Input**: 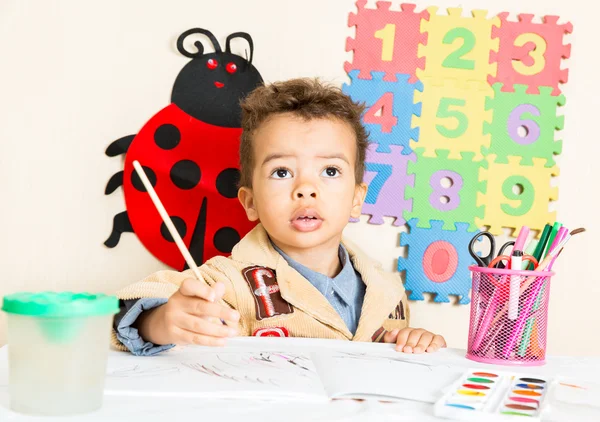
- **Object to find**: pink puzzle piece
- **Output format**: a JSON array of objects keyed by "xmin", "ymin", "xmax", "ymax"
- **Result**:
[
  {"xmin": 345, "ymin": 1, "xmax": 429, "ymax": 83},
  {"xmin": 361, "ymin": 144, "xmax": 415, "ymax": 226},
  {"xmin": 489, "ymin": 13, "xmax": 572, "ymax": 95}
]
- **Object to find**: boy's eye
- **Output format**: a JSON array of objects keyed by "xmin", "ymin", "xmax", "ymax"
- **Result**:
[
  {"xmin": 322, "ymin": 167, "xmax": 340, "ymax": 178},
  {"xmin": 271, "ymin": 169, "xmax": 291, "ymax": 179}
]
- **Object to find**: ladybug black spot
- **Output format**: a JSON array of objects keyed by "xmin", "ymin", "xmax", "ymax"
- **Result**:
[
  {"xmin": 216, "ymin": 168, "xmax": 240, "ymax": 198},
  {"xmin": 170, "ymin": 160, "xmax": 201, "ymax": 190},
  {"xmin": 213, "ymin": 227, "xmax": 240, "ymax": 253},
  {"xmin": 131, "ymin": 166, "xmax": 157, "ymax": 192},
  {"xmin": 160, "ymin": 217, "xmax": 187, "ymax": 242},
  {"xmin": 154, "ymin": 124, "xmax": 181, "ymax": 150}
]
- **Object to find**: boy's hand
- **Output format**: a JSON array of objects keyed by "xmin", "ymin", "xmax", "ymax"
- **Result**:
[
  {"xmin": 383, "ymin": 328, "xmax": 446, "ymax": 353},
  {"xmin": 137, "ymin": 279, "xmax": 240, "ymax": 347}
]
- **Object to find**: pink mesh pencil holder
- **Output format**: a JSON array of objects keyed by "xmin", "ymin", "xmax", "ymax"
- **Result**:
[{"xmin": 466, "ymin": 265, "xmax": 554, "ymax": 366}]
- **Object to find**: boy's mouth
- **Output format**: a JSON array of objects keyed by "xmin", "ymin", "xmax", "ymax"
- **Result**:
[{"xmin": 290, "ymin": 209, "xmax": 323, "ymax": 232}]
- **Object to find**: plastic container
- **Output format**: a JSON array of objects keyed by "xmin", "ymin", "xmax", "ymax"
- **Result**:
[
  {"xmin": 1, "ymin": 292, "xmax": 119, "ymax": 415},
  {"xmin": 466, "ymin": 266, "xmax": 554, "ymax": 366}
]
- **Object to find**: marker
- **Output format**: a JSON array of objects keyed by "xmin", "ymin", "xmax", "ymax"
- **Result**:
[
  {"xmin": 530, "ymin": 224, "xmax": 551, "ymax": 270},
  {"xmin": 509, "ymin": 250, "xmax": 523, "ymax": 320}
]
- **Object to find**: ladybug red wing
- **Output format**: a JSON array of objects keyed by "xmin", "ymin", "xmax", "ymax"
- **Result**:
[{"xmin": 123, "ymin": 104, "xmax": 256, "ymax": 269}]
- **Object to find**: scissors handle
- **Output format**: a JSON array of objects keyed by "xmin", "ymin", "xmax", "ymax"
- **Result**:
[
  {"xmin": 488, "ymin": 254, "xmax": 539, "ymax": 269},
  {"xmin": 469, "ymin": 231, "xmax": 496, "ymax": 267}
]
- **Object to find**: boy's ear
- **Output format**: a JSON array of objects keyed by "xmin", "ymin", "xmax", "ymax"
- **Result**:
[
  {"xmin": 350, "ymin": 182, "xmax": 368, "ymax": 219},
  {"xmin": 238, "ymin": 187, "xmax": 259, "ymax": 221}
]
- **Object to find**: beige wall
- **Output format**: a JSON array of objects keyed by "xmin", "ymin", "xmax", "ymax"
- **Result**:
[{"xmin": 1, "ymin": 0, "xmax": 597, "ymax": 355}]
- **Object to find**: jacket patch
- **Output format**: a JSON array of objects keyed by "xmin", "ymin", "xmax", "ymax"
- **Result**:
[
  {"xmin": 371, "ymin": 326, "xmax": 387, "ymax": 342},
  {"xmin": 253, "ymin": 327, "xmax": 289, "ymax": 337},
  {"xmin": 388, "ymin": 301, "xmax": 405, "ymax": 320},
  {"xmin": 242, "ymin": 266, "xmax": 294, "ymax": 320}
]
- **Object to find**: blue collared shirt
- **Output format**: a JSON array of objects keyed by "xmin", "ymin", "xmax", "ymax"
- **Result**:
[{"xmin": 272, "ymin": 243, "xmax": 366, "ymax": 335}]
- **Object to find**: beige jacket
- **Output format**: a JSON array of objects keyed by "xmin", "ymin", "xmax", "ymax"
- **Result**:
[{"xmin": 112, "ymin": 224, "xmax": 409, "ymax": 350}]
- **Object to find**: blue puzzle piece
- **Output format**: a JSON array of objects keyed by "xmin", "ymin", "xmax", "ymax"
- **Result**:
[
  {"xmin": 397, "ymin": 218, "xmax": 477, "ymax": 304},
  {"xmin": 343, "ymin": 71, "xmax": 422, "ymax": 154}
]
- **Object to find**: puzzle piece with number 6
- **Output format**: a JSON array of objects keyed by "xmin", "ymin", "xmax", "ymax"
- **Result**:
[
  {"xmin": 476, "ymin": 155, "xmax": 559, "ymax": 236},
  {"xmin": 362, "ymin": 144, "xmax": 415, "ymax": 226},
  {"xmin": 405, "ymin": 148, "xmax": 486, "ymax": 232},
  {"xmin": 398, "ymin": 219, "xmax": 476, "ymax": 304},
  {"xmin": 418, "ymin": 7, "xmax": 500, "ymax": 88},
  {"xmin": 345, "ymin": 0, "xmax": 429, "ymax": 83},
  {"xmin": 484, "ymin": 83, "xmax": 564, "ymax": 167},
  {"xmin": 490, "ymin": 13, "xmax": 572, "ymax": 95},
  {"xmin": 343, "ymin": 70, "xmax": 423, "ymax": 154}
]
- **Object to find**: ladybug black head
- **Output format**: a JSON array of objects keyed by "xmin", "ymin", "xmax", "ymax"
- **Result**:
[{"xmin": 172, "ymin": 28, "xmax": 263, "ymax": 128}]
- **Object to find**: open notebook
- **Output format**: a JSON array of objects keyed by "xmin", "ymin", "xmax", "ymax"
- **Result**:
[{"xmin": 104, "ymin": 346, "xmax": 462, "ymax": 403}]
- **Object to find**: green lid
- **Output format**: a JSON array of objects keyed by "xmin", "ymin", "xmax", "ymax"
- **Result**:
[{"xmin": 1, "ymin": 292, "xmax": 119, "ymax": 317}]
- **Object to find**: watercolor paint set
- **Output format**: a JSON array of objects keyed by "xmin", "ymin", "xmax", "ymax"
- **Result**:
[{"xmin": 434, "ymin": 368, "xmax": 551, "ymax": 421}]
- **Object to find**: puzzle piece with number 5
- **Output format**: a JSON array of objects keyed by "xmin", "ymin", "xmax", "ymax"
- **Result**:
[
  {"xmin": 398, "ymin": 219, "xmax": 476, "ymax": 304},
  {"xmin": 345, "ymin": 0, "xmax": 429, "ymax": 83},
  {"xmin": 484, "ymin": 83, "xmax": 564, "ymax": 167},
  {"xmin": 418, "ymin": 7, "xmax": 500, "ymax": 88},
  {"xmin": 362, "ymin": 144, "xmax": 415, "ymax": 226},
  {"xmin": 476, "ymin": 155, "xmax": 558, "ymax": 236},
  {"xmin": 490, "ymin": 13, "xmax": 572, "ymax": 95},
  {"xmin": 343, "ymin": 70, "xmax": 423, "ymax": 154},
  {"xmin": 405, "ymin": 148, "xmax": 486, "ymax": 232}
]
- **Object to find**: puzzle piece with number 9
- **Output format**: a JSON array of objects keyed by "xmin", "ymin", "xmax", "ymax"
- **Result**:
[
  {"xmin": 398, "ymin": 219, "xmax": 476, "ymax": 304},
  {"xmin": 476, "ymin": 155, "xmax": 558, "ymax": 236}
]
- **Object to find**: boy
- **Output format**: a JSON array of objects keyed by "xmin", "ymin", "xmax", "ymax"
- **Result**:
[{"xmin": 113, "ymin": 78, "xmax": 446, "ymax": 356}]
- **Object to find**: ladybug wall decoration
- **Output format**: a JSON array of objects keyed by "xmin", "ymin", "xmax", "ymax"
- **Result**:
[{"xmin": 104, "ymin": 28, "xmax": 263, "ymax": 270}]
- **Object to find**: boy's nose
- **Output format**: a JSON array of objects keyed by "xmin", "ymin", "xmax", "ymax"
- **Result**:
[{"xmin": 293, "ymin": 184, "xmax": 317, "ymax": 199}]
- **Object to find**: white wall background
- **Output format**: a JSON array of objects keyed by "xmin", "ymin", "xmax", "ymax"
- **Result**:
[{"xmin": 0, "ymin": 0, "xmax": 597, "ymax": 355}]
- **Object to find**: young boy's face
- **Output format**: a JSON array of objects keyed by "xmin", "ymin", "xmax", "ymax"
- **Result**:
[{"xmin": 238, "ymin": 113, "xmax": 367, "ymax": 252}]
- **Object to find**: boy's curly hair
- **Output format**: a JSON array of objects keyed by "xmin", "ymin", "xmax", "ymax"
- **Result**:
[{"xmin": 238, "ymin": 78, "xmax": 369, "ymax": 188}]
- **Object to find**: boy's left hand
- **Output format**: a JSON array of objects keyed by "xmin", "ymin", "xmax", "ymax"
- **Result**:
[{"xmin": 383, "ymin": 327, "xmax": 446, "ymax": 353}]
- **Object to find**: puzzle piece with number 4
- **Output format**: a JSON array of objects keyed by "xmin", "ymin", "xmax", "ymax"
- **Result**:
[
  {"xmin": 398, "ymin": 219, "xmax": 476, "ymax": 304},
  {"xmin": 343, "ymin": 70, "xmax": 423, "ymax": 154},
  {"xmin": 345, "ymin": 0, "xmax": 429, "ymax": 83}
]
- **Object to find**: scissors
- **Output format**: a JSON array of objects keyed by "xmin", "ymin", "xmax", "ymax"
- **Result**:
[{"xmin": 468, "ymin": 231, "xmax": 515, "ymax": 269}]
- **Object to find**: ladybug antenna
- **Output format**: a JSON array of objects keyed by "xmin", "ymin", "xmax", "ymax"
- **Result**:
[
  {"xmin": 225, "ymin": 32, "xmax": 254, "ymax": 66},
  {"xmin": 177, "ymin": 28, "xmax": 222, "ymax": 59}
]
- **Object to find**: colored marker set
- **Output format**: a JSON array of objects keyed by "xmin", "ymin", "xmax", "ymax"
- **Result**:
[
  {"xmin": 466, "ymin": 223, "xmax": 583, "ymax": 365},
  {"xmin": 434, "ymin": 369, "xmax": 550, "ymax": 421}
]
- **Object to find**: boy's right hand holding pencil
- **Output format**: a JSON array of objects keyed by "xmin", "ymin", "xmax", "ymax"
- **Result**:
[{"xmin": 136, "ymin": 279, "xmax": 241, "ymax": 347}]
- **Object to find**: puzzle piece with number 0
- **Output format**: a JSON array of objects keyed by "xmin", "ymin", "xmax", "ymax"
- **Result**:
[
  {"xmin": 398, "ymin": 219, "xmax": 476, "ymax": 304},
  {"xmin": 484, "ymin": 83, "xmax": 565, "ymax": 167},
  {"xmin": 345, "ymin": 0, "xmax": 429, "ymax": 83},
  {"xmin": 476, "ymin": 155, "xmax": 559, "ymax": 236},
  {"xmin": 362, "ymin": 144, "xmax": 415, "ymax": 226},
  {"xmin": 489, "ymin": 13, "xmax": 572, "ymax": 95},
  {"xmin": 343, "ymin": 70, "xmax": 423, "ymax": 154},
  {"xmin": 405, "ymin": 148, "xmax": 486, "ymax": 232}
]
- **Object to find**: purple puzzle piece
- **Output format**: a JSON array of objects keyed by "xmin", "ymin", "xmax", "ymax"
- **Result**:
[{"xmin": 361, "ymin": 144, "xmax": 415, "ymax": 226}]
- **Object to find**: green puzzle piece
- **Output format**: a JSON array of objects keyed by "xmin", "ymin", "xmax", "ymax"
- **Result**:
[
  {"xmin": 405, "ymin": 148, "xmax": 486, "ymax": 231},
  {"xmin": 484, "ymin": 83, "xmax": 564, "ymax": 167}
]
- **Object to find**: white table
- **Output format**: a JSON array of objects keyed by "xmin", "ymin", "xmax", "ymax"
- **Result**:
[{"xmin": 1, "ymin": 338, "xmax": 599, "ymax": 422}]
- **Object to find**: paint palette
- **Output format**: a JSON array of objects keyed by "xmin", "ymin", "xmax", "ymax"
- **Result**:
[{"xmin": 434, "ymin": 369, "xmax": 550, "ymax": 421}]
